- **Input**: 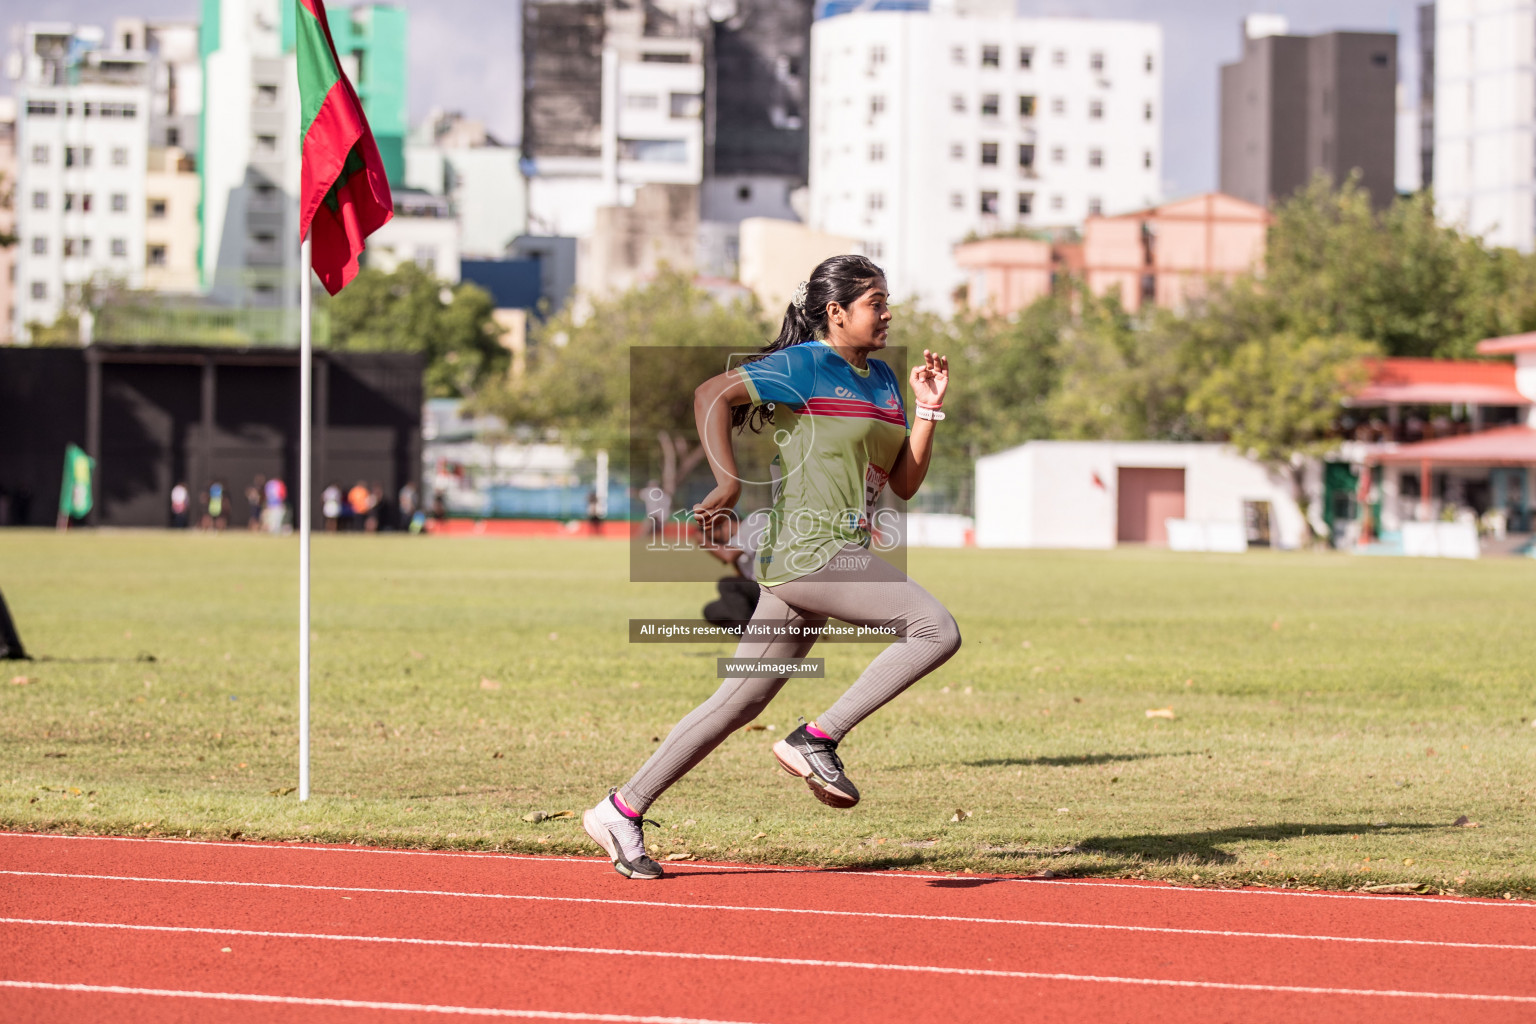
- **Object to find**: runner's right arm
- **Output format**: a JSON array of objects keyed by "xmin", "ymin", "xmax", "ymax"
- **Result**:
[{"xmin": 691, "ymin": 370, "xmax": 751, "ymax": 526}]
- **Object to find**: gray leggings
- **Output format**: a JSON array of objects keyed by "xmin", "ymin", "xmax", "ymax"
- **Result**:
[{"xmin": 621, "ymin": 544, "xmax": 961, "ymax": 811}]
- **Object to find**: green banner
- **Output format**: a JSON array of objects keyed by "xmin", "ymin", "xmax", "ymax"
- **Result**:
[{"xmin": 59, "ymin": 444, "xmax": 94, "ymax": 520}]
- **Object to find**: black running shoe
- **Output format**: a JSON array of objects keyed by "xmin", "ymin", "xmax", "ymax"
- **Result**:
[
  {"xmin": 772, "ymin": 722, "xmax": 860, "ymax": 808},
  {"xmin": 582, "ymin": 791, "xmax": 664, "ymax": 880}
]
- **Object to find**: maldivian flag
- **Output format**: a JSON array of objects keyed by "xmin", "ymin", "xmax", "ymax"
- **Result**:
[{"xmin": 295, "ymin": 0, "xmax": 393, "ymax": 295}]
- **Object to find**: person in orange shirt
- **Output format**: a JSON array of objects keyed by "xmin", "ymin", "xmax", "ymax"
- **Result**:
[{"xmin": 347, "ymin": 481, "xmax": 371, "ymax": 532}]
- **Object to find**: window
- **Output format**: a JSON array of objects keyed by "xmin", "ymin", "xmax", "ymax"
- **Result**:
[
  {"xmin": 81, "ymin": 193, "xmax": 94, "ymax": 212},
  {"xmin": 98, "ymin": 102, "xmax": 137, "ymax": 118},
  {"xmin": 32, "ymin": 192, "xmax": 48, "ymax": 210},
  {"xmin": 1052, "ymin": 97, "xmax": 1065, "ymax": 115},
  {"xmin": 870, "ymin": 45, "xmax": 886, "ymax": 66},
  {"xmin": 737, "ymin": 184, "xmax": 752, "ymax": 201},
  {"xmin": 1143, "ymin": 150, "xmax": 1153, "ymax": 169},
  {"xmin": 111, "ymin": 238, "xmax": 127, "ymax": 257},
  {"xmin": 950, "ymin": 192, "xmax": 963, "ymax": 210},
  {"xmin": 980, "ymin": 191, "xmax": 1000, "ymax": 215},
  {"xmin": 1088, "ymin": 197, "xmax": 1103, "ymax": 215},
  {"xmin": 950, "ymin": 142, "xmax": 963, "ymax": 160},
  {"xmin": 868, "ymin": 191, "xmax": 884, "ymax": 211},
  {"xmin": 1145, "ymin": 53, "xmax": 1155, "ymax": 73},
  {"xmin": 148, "ymin": 198, "xmax": 167, "ymax": 218},
  {"xmin": 413, "ymin": 245, "xmax": 437, "ymax": 271},
  {"xmin": 112, "ymin": 147, "xmax": 128, "ymax": 166},
  {"xmin": 641, "ymin": 51, "xmax": 689, "ymax": 63},
  {"xmin": 252, "ymin": 231, "xmax": 276, "ymax": 247},
  {"xmin": 63, "ymin": 193, "xmax": 75, "ymax": 211},
  {"xmin": 1051, "ymin": 146, "xmax": 1065, "ymax": 163},
  {"xmin": 865, "ymin": 240, "xmax": 884, "ymax": 259},
  {"xmin": 63, "ymin": 238, "xmax": 75, "ymax": 257},
  {"xmin": 1089, "ymin": 99, "xmax": 1103, "ymax": 119},
  {"xmin": 80, "ymin": 237, "xmax": 92, "ymax": 257},
  {"xmin": 1019, "ymin": 95, "xmax": 1036, "ymax": 117},
  {"xmin": 31, "ymin": 145, "xmax": 48, "ymax": 165},
  {"xmin": 869, "ymin": 142, "xmax": 885, "ymax": 162},
  {"xmin": 1090, "ymin": 51, "xmax": 1104, "ymax": 72},
  {"xmin": 1089, "ymin": 148, "xmax": 1103, "ymax": 168},
  {"xmin": 951, "ymin": 94, "xmax": 966, "ymax": 113},
  {"xmin": 31, "ymin": 237, "xmax": 47, "ymax": 255},
  {"xmin": 256, "ymin": 83, "xmax": 279, "ymax": 105},
  {"xmin": 112, "ymin": 193, "xmax": 128, "ymax": 213},
  {"xmin": 31, "ymin": 282, "xmax": 47, "ymax": 300},
  {"xmin": 981, "ymin": 93, "xmax": 1000, "ymax": 117},
  {"xmin": 1051, "ymin": 194, "xmax": 1064, "ymax": 210},
  {"xmin": 951, "ymin": 45, "xmax": 966, "ymax": 65},
  {"xmin": 1018, "ymin": 192, "xmax": 1034, "ymax": 215},
  {"xmin": 669, "ymin": 92, "xmax": 702, "ymax": 118},
  {"xmin": 1371, "ymin": 52, "xmax": 1389, "ymax": 68},
  {"xmin": 148, "ymin": 244, "xmax": 168, "ymax": 267},
  {"xmin": 1018, "ymin": 143, "xmax": 1036, "ymax": 169},
  {"xmin": 1144, "ymin": 101, "xmax": 1154, "ymax": 121},
  {"xmin": 1052, "ymin": 49, "xmax": 1066, "ymax": 67},
  {"xmin": 980, "ymin": 142, "xmax": 999, "ymax": 166},
  {"xmin": 618, "ymin": 138, "xmax": 687, "ymax": 163},
  {"xmin": 1019, "ymin": 47, "xmax": 1034, "ymax": 69},
  {"xmin": 624, "ymin": 93, "xmax": 659, "ymax": 110},
  {"xmin": 82, "ymin": 146, "xmax": 93, "ymax": 167},
  {"xmin": 981, "ymin": 44, "xmax": 1000, "ymax": 68},
  {"xmin": 25, "ymin": 100, "xmax": 58, "ymax": 116},
  {"xmin": 65, "ymin": 147, "xmax": 77, "ymax": 168},
  {"xmin": 81, "ymin": 101, "xmax": 94, "ymax": 117},
  {"xmin": 166, "ymin": 126, "xmax": 180, "ymax": 147},
  {"xmin": 870, "ymin": 94, "xmax": 885, "ymax": 115},
  {"xmin": 255, "ymin": 134, "xmax": 278, "ymax": 154}
]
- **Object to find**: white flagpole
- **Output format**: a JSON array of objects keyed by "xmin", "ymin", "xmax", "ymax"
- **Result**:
[{"xmin": 298, "ymin": 236, "xmax": 313, "ymax": 802}]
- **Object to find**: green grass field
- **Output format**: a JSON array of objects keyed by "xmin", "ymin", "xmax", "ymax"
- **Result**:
[{"xmin": 2, "ymin": 531, "xmax": 1532, "ymax": 898}]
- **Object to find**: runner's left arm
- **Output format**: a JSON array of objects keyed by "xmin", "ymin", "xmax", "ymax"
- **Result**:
[{"xmin": 889, "ymin": 350, "xmax": 948, "ymax": 500}]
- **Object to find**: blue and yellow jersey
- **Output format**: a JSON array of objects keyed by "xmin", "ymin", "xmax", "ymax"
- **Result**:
[{"xmin": 736, "ymin": 341, "xmax": 908, "ymax": 585}]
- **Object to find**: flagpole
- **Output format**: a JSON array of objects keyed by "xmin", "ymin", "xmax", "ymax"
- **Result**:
[{"xmin": 299, "ymin": 235, "xmax": 313, "ymax": 802}]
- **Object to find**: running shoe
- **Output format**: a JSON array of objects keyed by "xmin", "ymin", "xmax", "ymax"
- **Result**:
[
  {"xmin": 772, "ymin": 722, "xmax": 860, "ymax": 808},
  {"xmin": 582, "ymin": 790, "xmax": 664, "ymax": 880}
]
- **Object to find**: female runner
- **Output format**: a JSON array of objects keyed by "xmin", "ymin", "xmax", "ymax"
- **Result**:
[{"xmin": 583, "ymin": 255, "xmax": 961, "ymax": 878}]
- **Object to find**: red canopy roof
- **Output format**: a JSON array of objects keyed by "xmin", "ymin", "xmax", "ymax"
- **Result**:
[
  {"xmin": 1477, "ymin": 332, "xmax": 1536, "ymax": 355},
  {"xmin": 1374, "ymin": 425, "xmax": 1536, "ymax": 465},
  {"xmin": 1349, "ymin": 358, "xmax": 1527, "ymax": 407}
]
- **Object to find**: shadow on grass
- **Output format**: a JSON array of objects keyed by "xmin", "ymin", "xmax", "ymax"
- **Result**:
[
  {"xmin": 965, "ymin": 751, "xmax": 1192, "ymax": 769},
  {"xmin": 32, "ymin": 654, "xmax": 159, "ymax": 664},
  {"xmin": 1061, "ymin": 822, "xmax": 1443, "ymax": 866}
]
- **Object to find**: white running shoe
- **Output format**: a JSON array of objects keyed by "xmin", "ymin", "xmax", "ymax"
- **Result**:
[{"xmin": 582, "ymin": 790, "xmax": 664, "ymax": 880}]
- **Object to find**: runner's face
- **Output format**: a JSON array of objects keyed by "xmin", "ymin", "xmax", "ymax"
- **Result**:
[{"xmin": 832, "ymin": 280, "xmax": 891, "ymax": 350}]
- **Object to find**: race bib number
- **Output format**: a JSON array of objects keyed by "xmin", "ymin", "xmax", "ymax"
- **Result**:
[{"xmin": 863, "ymin": 463, "xmax": 890, "ymax": 526}]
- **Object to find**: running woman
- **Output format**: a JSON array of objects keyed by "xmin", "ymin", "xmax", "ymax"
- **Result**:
[{"xmin": 583, "ymin": 255, "xmax": 961, "ymax": 879}]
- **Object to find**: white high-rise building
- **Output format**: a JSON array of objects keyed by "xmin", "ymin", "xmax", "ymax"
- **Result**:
[
  {"xmin": 12, "ymin": 23, "xmax": 151, "ymax": 339},
  {"xmin": 808, "ymin": 3, "xmax": 1163, "ymax": 313},
  {"xmin": 1433, "ymin": 0, "xmax": 1536, "ymax": 250}
]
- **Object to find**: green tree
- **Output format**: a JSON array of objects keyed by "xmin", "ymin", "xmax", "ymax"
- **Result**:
[
  {"xmin": 329, "ymin": 262, "xmax": 505, "ymax": 398},
  {"xmin": 1187, "ymin": 331, "xmax": 1377, "ymax": 542}
]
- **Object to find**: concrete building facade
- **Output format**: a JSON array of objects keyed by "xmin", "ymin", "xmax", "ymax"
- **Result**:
[
  {"xmin": 1433, "ymin": 0, "xmax": 1536, "ymax": 250},
  {"xmin": 0, "ymin": 97, "xmax": 15, "ymax": 343},
  {"xmin": 808, "ymin": 4, "xmax": 1162, "ymax": 313},
  {"xmin": 143, "ymin": 144, "xmax": 201, "ymax": 291},
  {"xmin": 1219, "ymin": 17, "xmax": 1398, "ymax": 210},
  {"xmin": 12, "ymin": 22, "xmax": 152, "ymax": 339},
  {"xmin": 405, "ymin": 111, "xmax": 528, "ymax": 260}
]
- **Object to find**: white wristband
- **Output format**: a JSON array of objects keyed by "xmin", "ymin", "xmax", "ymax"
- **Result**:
[{"xmin": 916, "ymin": 406, "xmax": 945, "ymax": 421}]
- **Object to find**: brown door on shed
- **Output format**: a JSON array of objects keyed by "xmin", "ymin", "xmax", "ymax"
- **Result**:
[{"xmin": 1117, "ymin": 467, "xmax": 1186, "ymax": 545}]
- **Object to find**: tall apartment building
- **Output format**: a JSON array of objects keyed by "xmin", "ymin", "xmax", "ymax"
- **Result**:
[
  {"xmin": 808, "ymin": 2, "xmax": 1163, "ymax": 313},
  {"xmin": 1218, "ymin": 16, "xmax": 1398, "ymax": 210},
  {"xmin": 0, "ymin": 97, "xmax": 16, "ymax": 342},
  {"xmin": 405, "ymin": 110, "xmax": 528, "ymax": 260},
  {"xmin": 1433, "ymin": 0, "xmax": 1536, "ymax": 250},
  {"xmin": 1418, "ymin": 3, "xmax": 1435, "ymax": 191},
  {"xmin": 521, "ymin": 0, "xmax": 706, "ymax": 238},
  {"xmin": 11, "ymin": 23, "xmax": 152, "ymax": 339},
  {"xmin": 199, "ymin": 0, "xmax": 405, "ymax": 306}
]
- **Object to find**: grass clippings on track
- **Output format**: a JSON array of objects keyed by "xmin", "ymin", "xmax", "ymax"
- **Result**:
[{"xmin": 1, "ymin": 531, "xmax": 1532, "ymax": 898}]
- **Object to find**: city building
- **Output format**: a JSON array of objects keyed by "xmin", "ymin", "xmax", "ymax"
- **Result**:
[
  {"xmin": 143, "ymin": 144, "xmax": 201, "ymax": 291},
  {"xmin": 1432, "ymin": 0, "xmax": 1536, "ymax": 250},
  {"xmin": 11, "ymin": 22, "xmax": 152, "ymax": 339},
  {"xmin": 521, "ymin": 0, "xmax": 705, "ymax": 239},
  {"xmin": 1219, "ymin": 16, "xmax": 1398, "ymax": 210},
  {"xmin": 199, "ymin": 0, "xmax": 406, "ymax": 306},
  {"xmin": 363, "ymin": 188, "xmax": 460, "ymax": 282},
  {"xmin": 1418, "ymin": 2, "xmax": 1435, "ymax": 191},
  {"xmin": 405, "ymin": 110, "xmax": 528, "ymax": 260},
  {"xmin": 0, "ymin": 97, "xmax": 15, "ymax": 342},
  {"xmin": 737, "ymin": 216, "xmax": 857, "ymax": 314},
  {"xmin": 953, "ymin": 192, "xmax": 1267, "ymax": 316},
  {"xmin": 808, "ymin": 1, "xmax": 1163, "ymax": 313}
]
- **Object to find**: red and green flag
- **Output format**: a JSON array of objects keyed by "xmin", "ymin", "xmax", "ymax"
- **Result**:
[{"xmin": 295, "ymin": 0, "xmax": 393, "ymax": 295}]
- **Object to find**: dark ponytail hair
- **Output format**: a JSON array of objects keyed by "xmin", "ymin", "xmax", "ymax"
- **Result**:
[{"xmin": 732, "ymin": 254, "xmax": 887, "ymax": 433}]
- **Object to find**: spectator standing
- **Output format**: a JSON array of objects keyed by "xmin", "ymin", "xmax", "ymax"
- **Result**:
[
  {"xmin": 347, "ymin": 480, "xmax": 371, "ymax": 532},
  {"xmin": 245, "ymin": 476, "xmax": 266, "ymax": 532},
  {"xmin": 397, "ymin": 481, "xmax": 418, "ymax": 531},
  {"xmin": 201, "ymin": 480, "xmax": 229, "ymax": 532},
  {"xmin": 322, "ymin": 483, "xmax": 342, "ymax": 532},
  {"xmin": 263, "ymin": 477, "xmax": 288, "ymax": 534},
  {"xmin": 586, "ymin": 489, "xmax": 604, "ymax": 536},
  {"xmin": 170, "ymin": 482, "xmax": 190, "ymax": 528}
]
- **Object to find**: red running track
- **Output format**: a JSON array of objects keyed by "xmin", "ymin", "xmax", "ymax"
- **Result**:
[{"xmin": 1, "ymin": 832, "xmax": 1533, "ymax": 1023}]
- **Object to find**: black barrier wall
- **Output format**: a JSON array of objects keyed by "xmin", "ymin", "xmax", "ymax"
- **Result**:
[{"xmin": 0, "ymin": 345, "xmax": 423, "ymax": 528}]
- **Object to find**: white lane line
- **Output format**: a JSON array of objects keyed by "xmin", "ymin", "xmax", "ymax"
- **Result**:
[
  {"xmin": 3, "ymin": 874, "xmax": 1533, "ymax": 952},
  {"xmin": 6, "ymin": 915, "xmax": 1536, "ymax": 965},
  {"xmin": 1, "ymin": 831, "xmax": 1526, "ymax": 908},
  {"xmin": 0, "ymin": 980, "xmax": 761, "ymax": 1022},
  {"xmin": 2, "ymin": 971, "xmax": 1534, "ymax": 1009}
]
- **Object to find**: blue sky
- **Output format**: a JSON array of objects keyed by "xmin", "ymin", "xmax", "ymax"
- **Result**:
[{"xmin": 7, "ymin": 0, "xmax": 1426, "ymax": 197}]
